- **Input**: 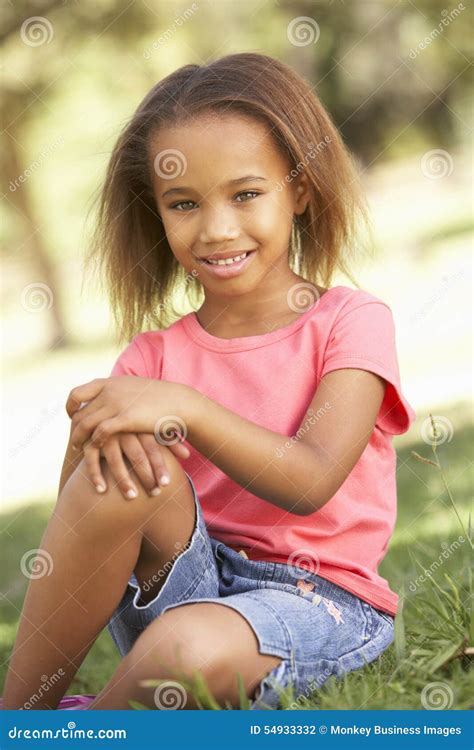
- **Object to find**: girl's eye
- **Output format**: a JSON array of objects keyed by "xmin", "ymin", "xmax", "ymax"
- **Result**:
[
  {"xmin": 235, "ymin": 190, "xmax": 260, "ymax": 202},
  {"xmin": 170, "ymin": 200, "xmax": 196, "ymax": 211},
  {"xmin": 169, "ymin": 191, "xmax": 260, "ymax": 212}
]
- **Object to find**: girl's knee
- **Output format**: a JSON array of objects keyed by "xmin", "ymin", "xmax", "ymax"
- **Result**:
[
  {"xmin": 129, "ymin": 612, "xmax": 219, "ymax": 684},
  {"xmin": 55, "ymin": 458, "xmax": 145, "ymax": 533},
  {"xmin": 56, "ymin": 453, "xmax": 192, "ymax": 534}
]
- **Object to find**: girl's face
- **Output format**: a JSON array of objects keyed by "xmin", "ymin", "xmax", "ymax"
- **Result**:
[{"xmin": 149, "ymin": 113, "xmax": 309, "ymax": 298}]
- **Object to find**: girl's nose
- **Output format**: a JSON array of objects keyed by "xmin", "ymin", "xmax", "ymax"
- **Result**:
[{"xmin": 198, "ymin": 208, "xmax": 240, "ymax": 244}]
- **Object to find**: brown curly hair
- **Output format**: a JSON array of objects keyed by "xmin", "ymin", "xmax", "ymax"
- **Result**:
[{"xmin": 85, "ymin": 52, "xmax": 373, "ymax": 344}]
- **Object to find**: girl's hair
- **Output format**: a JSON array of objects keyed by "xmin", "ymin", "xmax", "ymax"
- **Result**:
[{"xmin": 85, "ymin": 52, "xmax": 372, "ymax": 344}]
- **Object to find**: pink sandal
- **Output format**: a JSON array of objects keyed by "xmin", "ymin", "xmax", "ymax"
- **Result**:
[{"xmin": 0, "ymin": 694, "xmax": 96, "ymax": 710}]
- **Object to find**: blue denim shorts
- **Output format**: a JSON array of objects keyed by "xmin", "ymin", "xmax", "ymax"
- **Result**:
[{"xmin": 107, "ymin": 473, "xmax": 394, "ymax": 710}]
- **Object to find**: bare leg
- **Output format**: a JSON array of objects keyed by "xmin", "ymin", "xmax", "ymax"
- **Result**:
[
  {"xmin": 2, "ymin": 451, "xmax": 196, "ymax": 709},
  {"xmin": 89, "ymin": 603, "xmax": 283, "ymax": 710}
]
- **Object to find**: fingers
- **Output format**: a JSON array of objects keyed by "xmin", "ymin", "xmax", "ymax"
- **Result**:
[
  {"xmin": 65, "ymin": 379, "xmax": 105, "ymax": 418},
  {"xmin": 83, "ymin": 440, "xmax": 107, "ymax": 494},
  {"xmin": 168, "ymin": 441, "xmax": 191, "ymax": 460},
  {"xmin": 100, "ymin": 437, "xmax": 143, "ymax": 500},
  {"xmin": 71, "ymin": 406, "xmax": 110, "ymax": 451},
  {"xmin": 68, "ymin": 401, "xmax": 96, "ymax": 449},
  {"xmin": 90, "ymin": 415, "xmax": 130, "ymax": 447},
  {"xmin": 137, "ymin": 434, "xmax": 174, "ymax": 493},
  {"xmin": 82, "ymin": 431, "xmax": 191, "ymax": 500},
  {"xmin": 85, "ymin": 435, "xmax": 157, "ymax": 500},
  {"xmin": 121, "ymin": 434, "xmax": 162, "ymax": 496}
]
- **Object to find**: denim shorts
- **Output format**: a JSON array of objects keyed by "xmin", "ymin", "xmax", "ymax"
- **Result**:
[{"xmin": 107, "ymin": 473, "xmax": 394, "ymax": 710}]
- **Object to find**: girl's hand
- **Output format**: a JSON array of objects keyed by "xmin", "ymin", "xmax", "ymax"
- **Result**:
[
  {"xmin": 66, "ymin": 377, "xmax": 193, "ymax": 451},
  {"xmin": 83, "ymin": 432, "xmax": 191, "ymax": 499}
]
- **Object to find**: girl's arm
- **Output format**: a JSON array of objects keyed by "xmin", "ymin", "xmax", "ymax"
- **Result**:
[
  {"xmin": 65, "ymin": 371, "xmax": 386, "ymax": 515},
  {"xmin": 186, "ymin": 367, "xmax": 386, "ymax": 516}
]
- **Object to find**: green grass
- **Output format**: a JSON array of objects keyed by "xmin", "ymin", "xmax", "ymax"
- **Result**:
[{"xmin": 1, "ymin": 405, "xmax": 472, "ymax": 709}]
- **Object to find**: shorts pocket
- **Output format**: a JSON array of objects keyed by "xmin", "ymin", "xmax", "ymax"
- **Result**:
[{"xmin": 371, "ymin": 607, "xmax": 395, "ymax": 634}]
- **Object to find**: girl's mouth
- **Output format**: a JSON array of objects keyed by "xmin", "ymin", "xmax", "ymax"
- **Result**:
[{"xmin": 196, "ymin": 250, "xmax": 257, "ymax": 279}]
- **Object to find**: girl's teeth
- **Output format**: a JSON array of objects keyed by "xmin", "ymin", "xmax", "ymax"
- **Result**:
[{"xmin": 206, "ymin": 252, "xmax": 248, "ymax": 265}]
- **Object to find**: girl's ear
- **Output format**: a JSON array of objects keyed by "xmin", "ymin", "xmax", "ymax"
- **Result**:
[{"xmin": 293, "ymin": 173, "xmax": 310, "ymax": 216}]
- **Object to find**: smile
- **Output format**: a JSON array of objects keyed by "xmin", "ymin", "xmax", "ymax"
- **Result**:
[
  {"xmin": 196, "ymin": 250, "xmax": 257, "ymax": 279},
  {"xmin": 205, "ymin": 251, "xmax": 249, "ymax": 265}
]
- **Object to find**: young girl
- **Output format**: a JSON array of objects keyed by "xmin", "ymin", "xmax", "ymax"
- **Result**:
[{"xmin": 4, "ymin": 52, "xmax": 415, "ymax": 711}]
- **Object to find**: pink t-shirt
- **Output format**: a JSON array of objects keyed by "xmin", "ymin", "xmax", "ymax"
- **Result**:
[{"xmin": 110, "ymin": 285, "xmax": 416, "ymax": 614}]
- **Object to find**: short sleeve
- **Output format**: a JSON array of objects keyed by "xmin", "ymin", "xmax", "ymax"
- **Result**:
[
  {"xmin": 109, "ymin": 333, "xmax": 162, "ymax": 379},
  {"xmin": 320, "ymin": 299, "xmax": 416, "ymax": 435}
]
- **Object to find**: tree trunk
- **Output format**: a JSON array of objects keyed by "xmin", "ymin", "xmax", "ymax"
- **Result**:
[{"xmin": 5, "ymin": 131, "xmax": 70, "ymax": 349}]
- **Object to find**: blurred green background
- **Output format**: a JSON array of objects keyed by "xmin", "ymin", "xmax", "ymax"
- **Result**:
[{"xmin": 1, "ymin": 0, "xmax": 472, "ymax": 708}]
